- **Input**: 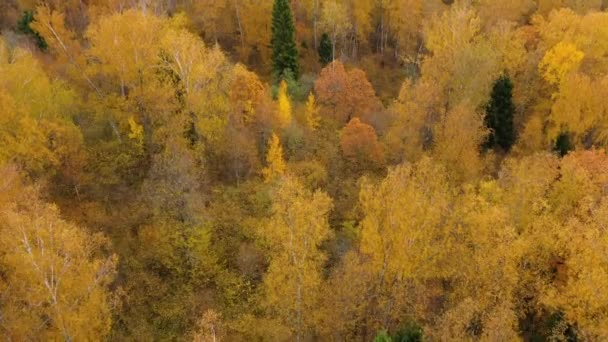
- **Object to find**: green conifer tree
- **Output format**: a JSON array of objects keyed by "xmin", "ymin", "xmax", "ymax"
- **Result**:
[
  {"xmin": 271, "ymin": 0, "xmax": 300, "ymax": 80},
  {"xmin": 484, "ymin": 74, "xmax": 516, "ymax": 151},
  {"xmin": 318, "ymin": 33, "xmax": 332, "ymax": 66}
]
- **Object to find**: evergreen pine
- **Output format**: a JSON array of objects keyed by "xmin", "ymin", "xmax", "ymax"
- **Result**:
[
  {"xmin": 554, "ymin": 132, "xmax": 573, "ymax": 157},
  {"xmin": 271, "ymin": 0, "xmax": 299, "ymax": 80},
  {"xmin": 484, "ymin": 74, "xmax": 516, "ymax": 151},
  {"xmin": 318, "ymin": 33, "xmax": 332, "ymax": 66}
]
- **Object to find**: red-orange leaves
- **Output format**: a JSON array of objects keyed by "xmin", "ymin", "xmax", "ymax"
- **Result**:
[
  {"xmin": 314, "ymin": 61, "xmax": 383, "ymax": 127},
  {"xmin": 340, "ymin": 117, "xmax": 384, "ymax": 169}
]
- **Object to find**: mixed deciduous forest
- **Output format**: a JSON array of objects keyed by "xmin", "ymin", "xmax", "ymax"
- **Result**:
[{"xmin": 2, "ymin": 0, "xmax": 608, "ymax": 340}]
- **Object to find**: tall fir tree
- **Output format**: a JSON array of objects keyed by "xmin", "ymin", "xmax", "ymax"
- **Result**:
[
  {"xmin": 271, "ymin": 0, "xmax": 300, "ymax": 80},
  {"xmin": 484, "ymin": 74, "xmax": 516, "ymax": 151},
  {"xmin": 318, "ymin": 33, "xmax": 332, "ymax": 66}
]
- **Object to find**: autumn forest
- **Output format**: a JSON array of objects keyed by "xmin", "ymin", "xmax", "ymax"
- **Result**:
[{"xmin": 2, "ymin": 0, "xmax": 608, "ymax": 340}]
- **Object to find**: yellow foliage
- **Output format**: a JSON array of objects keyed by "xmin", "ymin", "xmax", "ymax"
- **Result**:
[
  {"xmin": 86, "ymin": 9, "xmax": 163, "ymax": 89},
  {"xmin": 276, "ymin": 80, "xmax": 292, "ymax": 128},
  {"xmin": 260, "ymin": 176, "xmax": 333, "ymax": 340},
  {"xmin": 539, "ymin": 41, "xmax": 584, "ymax": 86},
  {"xmin": 0, "ymin": 43, "xmax": 81, "ymax": 176},
  {"xmin": 262, "ymin": 133, "xmax": 286, "ymax": 183},
  {"xmin": 432, "ymin": 103, "xmax": 488, "ymax": 182},
  {"xmin": 304, "ymin": 92, "xmax": 320, "ymax": 130},
  {"xmin": 128, "ymin": 116, "xmax": 144, "ymax": 144},
  {"xmin": 0, "ymin": 170, "xmax": 116, "ymax": 340},
  {"xmin": 359, "ymin": 157, "xmax": 453, "ymax": 282},
  {"xmin": 549, "ymin": 73, "xmax": 608, "ymax": 146}
]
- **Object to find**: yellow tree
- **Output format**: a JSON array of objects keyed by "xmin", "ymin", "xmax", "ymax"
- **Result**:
[
  {"xmin": 347, "ymin": 0, "xmax": 374, "ymax": 55},
  {"xmin": 497, "ymin": 151, "xmax": 608, "ymax": 339},
  {"xmin": 538, "ymin": 150, "xmax": 608, "ymax": 339},
  {"xmin": 192, "ymin": 309, "xmax": 223, "ymax": 342},
  {"xmin": 538, "ymin": 41, "xmax": 584, "ymax": 87},
  {"xmin": 31, "ymin": 5, "xmax": 88, "ymax": 84},
  {"xmin": 86, "ymin": 9, "xmax": 163, "ymax": 94},
  {"xmin": 352, "ymin": 158, "xmax": 455, "ymax": 334},
  {"xmin": 259, "ymin": 176, "xmax": 333, "ymax": 341},
  {"xmin": 161, "ymin": 27, "xmax": 233, "ymax": 146},
  {"xmin": 432, "ymin": 102, "xmax": 488, "ymax": 182},
  {"xmin": 276, "ymin": 80, "xmax": 293, "ymax": 128},
  {"xmin": 0, "ymin": 38, "xmax": 83, "ymax": 179},
  {"xmin": 549, "ymin": 73, "xmax": 608, "ymax": 148},
  {"xmin": 240, "ymin": 0, "xmax": 273, "ymax": 71},
  {"xmin": 381, "ymin": 0, "xmax": 424, "ymax": 56},
  {"xmin": 262, "ymin": 133, "xmax": 287, "ymax": 183},
  {"xmin": 0, "ymin": 166, "xmax": 116, "ymax": 341},
  {"xmin": 432, "ymin": 180, "xmax": 520, "ymax": 340},
  {"xmin": 304, "ymin": 92, "xmax": 321, "ymax": 130},
  {"xmin": 320, "ymin": 0, "xmax": 352, "ymax": 60},
  {"xmin": 387, "ymin": 3, "xmax": 524, "ymax": 164}
]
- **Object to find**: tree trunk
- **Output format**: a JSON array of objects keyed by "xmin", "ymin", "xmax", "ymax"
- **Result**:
[
  {"xmin": 313, "ymin": 0, "xmax": 319, "ymax": 49},
  {"xmin": 234, "ymin": 0, "xmax": 245, "ymax": 51},
  {"xmin": 332, "ymin": 31, "xmax": 337, "ymax": 61}
]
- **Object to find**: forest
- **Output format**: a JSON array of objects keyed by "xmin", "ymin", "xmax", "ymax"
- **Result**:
[{"xmin": 2, "ymin": 0, "xmax": 608, "ymax": 340}]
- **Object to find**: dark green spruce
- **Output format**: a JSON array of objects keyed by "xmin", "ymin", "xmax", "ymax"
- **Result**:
[
  {"xmin": 271, "ymin": 0, "xmax": 299, "ymax": 80},
  {"xmin": 554, "ymin": 132, "xmax": 573, "ymax": 157},
  {"xmin": 484, "ymin": 74, "xmax": 516, "ymax": 151},
  {"xmin": 318, "ymin": 32, "xmax": 332, "ymax": 66}
]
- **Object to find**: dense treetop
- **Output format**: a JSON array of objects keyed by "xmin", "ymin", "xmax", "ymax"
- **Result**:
[{"xmin": 2, "ymin": 0, "xmax": 608, "ymax": 340}]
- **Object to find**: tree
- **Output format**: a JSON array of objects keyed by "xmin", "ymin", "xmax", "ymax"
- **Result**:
[
  {"xmin": 276, "ymin": 80, "xmax": 293, "ymax": 128},
  {"xmin": 271, "ymin": 0, "xmax": 299, "ymax": 80},
  {"xmin": 259, "ymin": 176, "xmax": 333, "ymax": 341},
  {"xmin": 350, "ymin": 158, "xmax": 454, "ymax": 335},
  {"xmin": 381, "ymin": 0, "xmax": 424, "ymax": 56},
  {"xmin": 262, "ymin": 133, "xmax": 287, "ymax": 183},
  {"xmin": 484, "ymin": 75, "xmax": 516, "ymax": 151},
  {"xmin": 340, "ymin": 117, "xmax": 384, "ymax": 170},
  {"xmin": 548, "ymin": 73, "xmax": 608, "ymax": 149},
  {"xmin": 554, "ymin": 133, "xmax": 573, "ymax": 157},
  {"xmin": 0, "ymin": 166, "xmax": 116, "ymax": 340},
  {"xmin": 314, "ymin": 61, "xmax": 383, "ymax": 126},
  {"xmin": 17, "ymin": 10, "xmax": 47, "ymax": 49},
  {"xmin": 0, "ymin": 41, "xmax": 83, "ymax": 180},
  {"xmin": 432, "ymin": 103, "xmax": 488, "ymax": 182},
  {"xmin": 192, "ymin": 309, "xmax": 223, "ymax": 342},
  {"xmin": 538, "ymin": 42, "xmax": 584, "ymax": 87},
  {"xmin": 304, "ymin": 92, "xmax": 321, "ymax": 130},
  {"xmin": 319, "ymin": 0, "xmax": 352, "ymax": 61},
  {"xmin": 318, "ymin": 32, "xmax": 332, "ymax": 66}
]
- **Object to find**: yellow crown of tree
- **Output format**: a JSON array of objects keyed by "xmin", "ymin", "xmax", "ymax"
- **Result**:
[{"xmin": 262, "ymin": 132, "xmax": 286, "ymax": 182}]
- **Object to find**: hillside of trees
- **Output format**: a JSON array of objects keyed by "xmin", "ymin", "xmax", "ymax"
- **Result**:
[{"xmin": 2, "ymin": 0, "xmax": 608, "ymax": 340}]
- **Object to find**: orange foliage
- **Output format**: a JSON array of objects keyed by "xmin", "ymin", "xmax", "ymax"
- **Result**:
[
  {"xmin": 340, "ymin": 117, "xmax": 384, "ymax": 169},
  {"xmin": 314, "ymin": 61, "xmax": 383, "ymax": 127}
]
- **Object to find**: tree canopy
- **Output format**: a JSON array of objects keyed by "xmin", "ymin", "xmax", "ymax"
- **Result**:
[{"xmin": 2, "ymin": 1, "xmax": 608, "ymax": 340}]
